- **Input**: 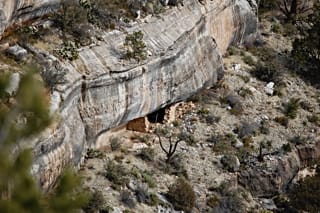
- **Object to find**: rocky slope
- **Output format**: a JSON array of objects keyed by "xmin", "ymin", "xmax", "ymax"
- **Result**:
[
  {"xmin": 1, "ymin": 0, "xmax": 258, "ymax": 190},
  {"xmin": 79, "ymin": 17, "xmax": 320, "ymax": 212}
]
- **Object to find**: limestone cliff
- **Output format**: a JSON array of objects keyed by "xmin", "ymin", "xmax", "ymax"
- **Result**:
[
  {"xmin": 2, "ymin": 0, "xmax": 258, "ymax": 190},
  {"xmin": 0, "ymin": 0, "xmax": 59, "ymax": 37}
]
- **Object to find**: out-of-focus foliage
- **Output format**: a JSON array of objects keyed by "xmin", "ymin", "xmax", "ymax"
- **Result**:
[{"xmin": 0, "ymin": 65, "xmax": 88, "ymax": 212}]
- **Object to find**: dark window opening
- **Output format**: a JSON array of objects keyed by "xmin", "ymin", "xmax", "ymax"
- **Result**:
[{"xmin": 147, "ymin": 108, "xmax": 166, "ymax": 123}]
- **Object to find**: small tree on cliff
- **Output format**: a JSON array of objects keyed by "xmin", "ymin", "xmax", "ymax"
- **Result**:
[
  {"xmin": 124, "ymin": 31, "xmax": 147, "ymax": 62},
  {"xmin": 155, "ymin": 125, "xmax": 194, "ymax": 164},
  {"xmin": 259, "ymin": 0, "xmax": 313, "ymax": 21},
  {"xmin": 291, "ymin": 3, "xmax": 320, "ymax": 86},
  {"xmin": 0, "ymin": 65, "xmax": 88, "ymax": 212}
]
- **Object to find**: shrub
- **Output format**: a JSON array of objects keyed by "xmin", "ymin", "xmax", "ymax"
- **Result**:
[
  {"xmin": 159, "ymin": 153, "xmax": 188, "ymax": 178},
  {"xmin": 86, "ymin": 149, "xmax": 104, "ymax": 159},
  {"xmin": 53, "ymin": 0, "xmax": 88, "ymax": 32},
  {"xmin": 236, "ymin": 121, "xmax": 260, "ymax": 139},
  {"xmin": 142, "ymin": 172, "xmax": 157, "ymax": 188},
  {"xmin": 282, "ymin": 143, "xmax": 292, "ymax": 153},
  {"xmin": 289, "ymin": 135, "xmax": 308, "ymax": 145},
  {"xmin": 238, "ymin": 87, "xmax": 253, "ymax": 97},
  {"xmin": 284, "ymin": 98, "xmax": 300, "ymax": 119},
  {"xmin": 251, "ymin": 63, "xmax": 278, "ymax": 83},
  {"xmin": 124, "ymin": 31, "xmax": 147, "ymax": 62},
  {"xmin": 207, "ymin": 195, "xmax": 220, "ymax": 208},
  {"xmin": 110, "ymin": 137, "xmax": 121, "ymax": 151},
  {"xmin": 308, "ymin": 113, "xmax": 320, "ymax": 124},
  {"xmin": 275, "ymin": 116, "xmax": 289, "ymax": 127},
  {"xmin": 271, "ymin": 23, "xmax": 281, "ymax": 33},
  {"xmin": 137, "ymin": 147, "xmax": 155, "ymax": 162},
  {"xmin": 55, "ymin": 41, "xmax": 79, "ymax": 61},
  {"xmin": 225, "ymin": 46, "xmax": 240, "ymax": 56},
  {"xmin": 134, "ymin": 183, "xmax": 149, "ymax": 203},
  {"xmin": 167, "ymin": 178, "xmax": 196, "ymax": 212},
  {"xmin": 147, "ymin": 193, "xmax": 159, "ymax": 206},
  {"xmin": 282, "ymin": 23, "xmax": 298, "ymax": 36},
  {"xmin": 242, "ymin": 55, "xmax": 255, "ymax": 66},
  {"xmin": 104, "ymin": 160, "xmax": 129, "ymax": 188},
  {"xmin": 120, "ymin": 190, "xmax": 136, "ymax": 208},
  {"xmin": 223, "ymin": 94, "xmax": 244, "ymax": 115},
  {"xmin": 83, "ymin": 190, "xmax": 105, "ymax": 213}
]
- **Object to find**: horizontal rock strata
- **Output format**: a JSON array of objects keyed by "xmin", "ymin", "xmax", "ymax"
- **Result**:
[{"xmin": 1, "ymin": 0, "xmax": 258, "ymax": 190}]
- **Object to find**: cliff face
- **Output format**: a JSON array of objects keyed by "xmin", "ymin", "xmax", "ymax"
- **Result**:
[
  {"xmin": 0, "ymin": 0, "xmax": 59, "ymax": 37},
  {"xmin": 2, "ymin": 0, "xmax": 258, "ymax": 190}
]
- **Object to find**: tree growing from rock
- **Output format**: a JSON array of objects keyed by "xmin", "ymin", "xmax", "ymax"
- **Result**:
[{"xmin": 124, "ymin": 31, "xmax": 147, "ymax": 62}]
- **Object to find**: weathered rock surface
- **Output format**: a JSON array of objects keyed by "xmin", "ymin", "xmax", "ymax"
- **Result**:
[
  {"xmin": 0, "ymin": 0, "xmax": 59, "ymax": 37},
  {"xmin": 239, "ymin": 141, "xmax": 320, "ymax": 197},
  {"xmin": 239, "ymin": 152, "xmax": 301, "ymax": 197},
  {"xmin": 3, "ymin": 0, "xmax": 258, "ymax": 190}
]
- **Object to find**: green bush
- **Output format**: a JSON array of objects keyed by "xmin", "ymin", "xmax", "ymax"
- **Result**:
[
  {"xmin": 104, "ymin": 160, "xmax": 129, "ymax": 188},
  {"xmin": 142, "ymin": 172, "xmax": 157, "ymax": 188},
  {"xmin": 53, "ymin": 0, "xmax": 88, "ymax": 29},
  {"xmin": 251, "ymin": 63, "xmax": 278, "ymax": 83},
  {"xmin": 110, "ymin": 137, "xmax": 121, "ymax": 151},
  {"xmin": 271, "ymin": 23, "xmax": 281, "ymax": 33},
  {"xmin": 124, "ymin": 31, "xmax": 147, "ymax": 62},
  {"xmin": 147, "ymin": 193, "xmax": 159, "ymax": 206},
  {"xmin": 284, "ymin": 98, "xmax": 300, "ymax": 119},
  {"xmin": 137, "ymin": 147, "xmax": 155, "ymax": 162},
  {"xmin": 242, "ymin": 55, "xmax": 255, "ymax": 66},
  {"xmin": 55, "ymin": 41, "xmax": 79, "ymax": 61},
  {"xmin": 83, "ymin": 190, "xmax": 105, "ymax": 213},
  {"xmin": 167, "ymin": 178, "xmax": 196, "ymax": 212}
]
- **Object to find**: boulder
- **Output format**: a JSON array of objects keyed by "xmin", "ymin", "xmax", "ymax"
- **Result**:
[
  {"xmin": 6, "ymin": 45, "xmax": 27, "ymax": 61},
  {"xmin": 5, "ymin": 72, "xmax": 20, "ymax": 96},
  {"xmin": 264, "ymin": 82, "xmax": 274, "ymax": 96}
]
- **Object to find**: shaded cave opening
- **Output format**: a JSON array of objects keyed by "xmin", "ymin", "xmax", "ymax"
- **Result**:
[{"xmin": 147, "ymin": 107, "xmax": 166, "ymax": 123}]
